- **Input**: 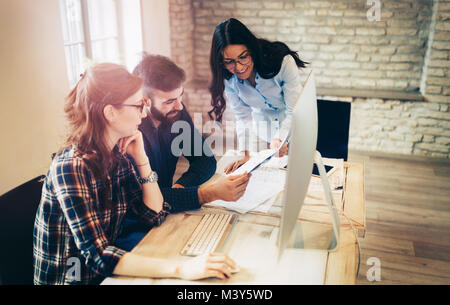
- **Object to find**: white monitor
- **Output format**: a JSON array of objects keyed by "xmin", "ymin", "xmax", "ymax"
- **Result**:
[{"xmin": 277, "ymin": 70, "xmax": 340, "ymax": 259}]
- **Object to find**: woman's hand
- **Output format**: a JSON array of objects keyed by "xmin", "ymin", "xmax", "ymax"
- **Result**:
[
  {"xmin": 270, "ymin": 138, "xmax": 288, "ymax": 158},
  {"xmin": 176, "ymin": 253, "xmax": 237, "ymax": 280},
  {"xmin": 224, "ymin": 154, "xmax": 250, "ymax": 174},
  {"xmin": 118, "ymin": 131, "xmax": 148, "ymax": 164}
]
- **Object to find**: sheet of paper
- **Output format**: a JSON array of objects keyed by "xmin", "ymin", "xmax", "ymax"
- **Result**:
[
  {"xmin": 262, "ymin": 155, "xmax": 289, "ymax": 169},
  {"xmin": 229, "ymin": 149, "xmax": 277, "ymax": 176},
  {"xmin": 251, "ymin": 190, "xmax": 282, "ymax": 213},
  {"xmin": 209, "ymin": 168, "xmax": 287, "ymax": 213},
  {"xmin": 228, "ymin": 134, "xmax": 290, "ymax": 176}
]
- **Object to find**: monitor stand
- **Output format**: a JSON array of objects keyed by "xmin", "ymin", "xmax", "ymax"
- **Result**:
[{"xmin": 286, "ymin": 151, "xmax": 340, "ymax": 252}]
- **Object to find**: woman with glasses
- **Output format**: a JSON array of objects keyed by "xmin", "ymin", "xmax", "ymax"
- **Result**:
[
  {"xmin": 33, "ymin": 63, "xmax": 236, "ymax": 285},
  {"xmin": 209, "ymin": 18, "xmax": 308, "ymax": 174}
]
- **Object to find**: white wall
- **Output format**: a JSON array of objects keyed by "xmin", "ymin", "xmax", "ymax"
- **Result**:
[
  {"xmin": 140, "ymin": 0, "xmax": 171, "ymax": 57},
  {"xmin": 0, "ymin": 0, "xmax": 69, "ymax": 195}
]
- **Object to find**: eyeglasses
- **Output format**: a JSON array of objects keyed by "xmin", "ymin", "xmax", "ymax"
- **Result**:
[
  {"xmin": 115, "ymin": 98, "xmax": 147, "ymax": 114},
  {"xmin": 223, "ymin": 52, "xmax": 251, "ymax": 70}
]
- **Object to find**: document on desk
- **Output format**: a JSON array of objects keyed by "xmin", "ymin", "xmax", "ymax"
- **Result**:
[{"xmin": 208, "ymin": 168, "xmax": 286, "ymax": 213}]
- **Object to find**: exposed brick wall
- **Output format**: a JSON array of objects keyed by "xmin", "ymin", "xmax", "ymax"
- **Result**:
[
  {"xmin": 168, "ymin": 0, "xmax": 450, "ymax": 158},
  {"xmin": 190, "ymin": 0, "xmax": 433, "ymax": 92},
  {"xmin": 168, "ymin": 0, "xmax": 195, "ymax": 82},
  {"xmin": 422, "ymin": 0, "xmax": 450, "ymax": 103}
]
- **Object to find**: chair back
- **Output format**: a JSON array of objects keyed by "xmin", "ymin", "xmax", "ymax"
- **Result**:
[
  {"xmin": 0, "ymin": 176, "xmax": 44, "ymax": 285},
  {"xmin": 316, "ymin": 99, "xmax": 351, "ymax": 161}
]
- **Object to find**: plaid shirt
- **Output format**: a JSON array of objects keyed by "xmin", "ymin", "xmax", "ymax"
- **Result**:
[{"xmin": 33, "ymin": 146, "xmax": 171, "ymax": 285}]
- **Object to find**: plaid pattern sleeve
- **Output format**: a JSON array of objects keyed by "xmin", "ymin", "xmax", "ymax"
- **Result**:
[
  {"xmin": 34, "ymin": 148, "xmax": 130, "ymax": 285},
  {"xmin": 125, "ymin": 160, "xmax": 171, "ymax": 225}
]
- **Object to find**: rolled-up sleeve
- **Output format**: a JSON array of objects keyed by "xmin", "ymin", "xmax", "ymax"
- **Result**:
[
  {"xmin": 53, "ymin": 159, "xmax": 126, "ymax": 277},
  {"xmin": 225, "ymin": 81, "xmax": 254, "ymax": 152},
  {"xmin": 275, "ymin": 55, "xmax": 303, "ymax": 141}
]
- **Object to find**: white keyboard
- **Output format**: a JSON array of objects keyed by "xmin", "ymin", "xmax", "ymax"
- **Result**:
[{"xmin": 180, "ymin": 213, "xmax": 238, "ymax": 256}]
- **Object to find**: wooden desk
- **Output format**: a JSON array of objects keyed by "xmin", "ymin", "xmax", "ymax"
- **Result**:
[{"xmin": 102, "ymin": 162, "xmax": 365, "ymax": 285}]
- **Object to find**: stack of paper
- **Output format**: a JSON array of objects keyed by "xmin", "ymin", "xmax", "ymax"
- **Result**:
[
  {"xmin": 211, "ymin": 151, "xmax": 344, "ymax": 214},
  {"xmin": 209, "ymin": 168, "xmax": 286, "ymax": 214}
]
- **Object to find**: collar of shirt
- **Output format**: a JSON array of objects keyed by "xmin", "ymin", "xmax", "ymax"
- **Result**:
[{"xmin": 236, "ymin": 71, "xmax": 261, "ymax": 85}]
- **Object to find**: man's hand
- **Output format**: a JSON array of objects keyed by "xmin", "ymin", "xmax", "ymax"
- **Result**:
[
  {"xmin": 198, "ymin": 172, "xmax": 251, "ymax": 203},
  {"xmin": 214, "ymin": 173, "xmax": 251, "ymax": 202}
]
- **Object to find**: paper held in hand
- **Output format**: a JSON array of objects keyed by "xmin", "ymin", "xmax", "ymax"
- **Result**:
[{"xmin": 229, "ymin": 135, "xmax": 289, "ymax": 176}]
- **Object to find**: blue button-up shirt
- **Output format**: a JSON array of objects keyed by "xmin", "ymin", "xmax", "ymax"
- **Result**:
[{"xmin": 224, "ymin": 55, "xmax": 303, "ymax": 151}]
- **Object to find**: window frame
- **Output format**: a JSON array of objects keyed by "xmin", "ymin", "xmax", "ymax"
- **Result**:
[{"xmin": 60, "ymin": 0, "xmax": 133, "ymax": 86}]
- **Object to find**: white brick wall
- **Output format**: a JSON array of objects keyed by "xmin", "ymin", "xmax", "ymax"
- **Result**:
[
  {"xmin": 349, "ymin": 97, "xmax": 450, "ymax": 158},
  {"xmin": 168, "ymin": 0, "xmax": 450, "ymax": 158},
  {"xmin": 186, "ymin": 0, "xmax": 433, "ymax": 92}
]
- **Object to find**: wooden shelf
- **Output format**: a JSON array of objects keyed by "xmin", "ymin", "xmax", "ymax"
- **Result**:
[
  {"xmin": 317, "ymin": 87, "xmax": 425, "ymax": 102},
  {"xmin": 184, "ymin": 79, "xmax": 426, "ymax": 102}
]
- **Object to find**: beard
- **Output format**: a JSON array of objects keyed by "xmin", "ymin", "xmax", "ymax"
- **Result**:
[{"xmin": 150, "ymin": 104, "xmax": 182, "ymax": 126}]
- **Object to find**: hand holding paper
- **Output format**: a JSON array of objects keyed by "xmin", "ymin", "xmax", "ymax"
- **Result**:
[
  {"xmin": 229, "ymin": 149, "xmax": 277, "ymax": 176},
  {"xmin": 270, "ymin": 138, "xmax": 288, "ymax": 157},
  {"xmin": 228, "ymin": 134, "xmax": 290, "ymax": 176}
]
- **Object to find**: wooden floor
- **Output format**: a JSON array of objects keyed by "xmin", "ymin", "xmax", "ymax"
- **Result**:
[
  {"xmin": 175, "ymin": 150, "xmax": 450, "ymax": 284},
  {"xmin": 347, "ymin": 151, "xmax": 450, "ymax": 285}
]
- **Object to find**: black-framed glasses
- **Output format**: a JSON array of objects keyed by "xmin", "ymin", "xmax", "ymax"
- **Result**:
[
  {"xmin": 223, "ymin": 52, "xmax": 251, "ymax": 70},
  {"xmin": 115, "ymin": 98, "xmax": 147, "ymax": 113}
]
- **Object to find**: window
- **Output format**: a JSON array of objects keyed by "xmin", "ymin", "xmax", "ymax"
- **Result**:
[{"xmin": 59, "ymin": 0, "xmax": 143, "ymax": 87}]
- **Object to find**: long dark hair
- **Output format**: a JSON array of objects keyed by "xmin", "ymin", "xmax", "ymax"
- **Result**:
[{"xmin": 208, "ymin": 18, "xmax": 308, "ymax": 122}]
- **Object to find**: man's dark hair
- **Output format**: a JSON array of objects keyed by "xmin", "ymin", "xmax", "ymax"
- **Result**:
[{"xmin": 133, "ymin": 53, "xmax": 186, "ymax": 97}]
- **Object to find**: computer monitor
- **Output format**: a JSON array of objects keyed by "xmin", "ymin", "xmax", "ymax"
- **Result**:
[{"xmin": 277, "ymin": 71, "xmax": 340, "ymax": 259}]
